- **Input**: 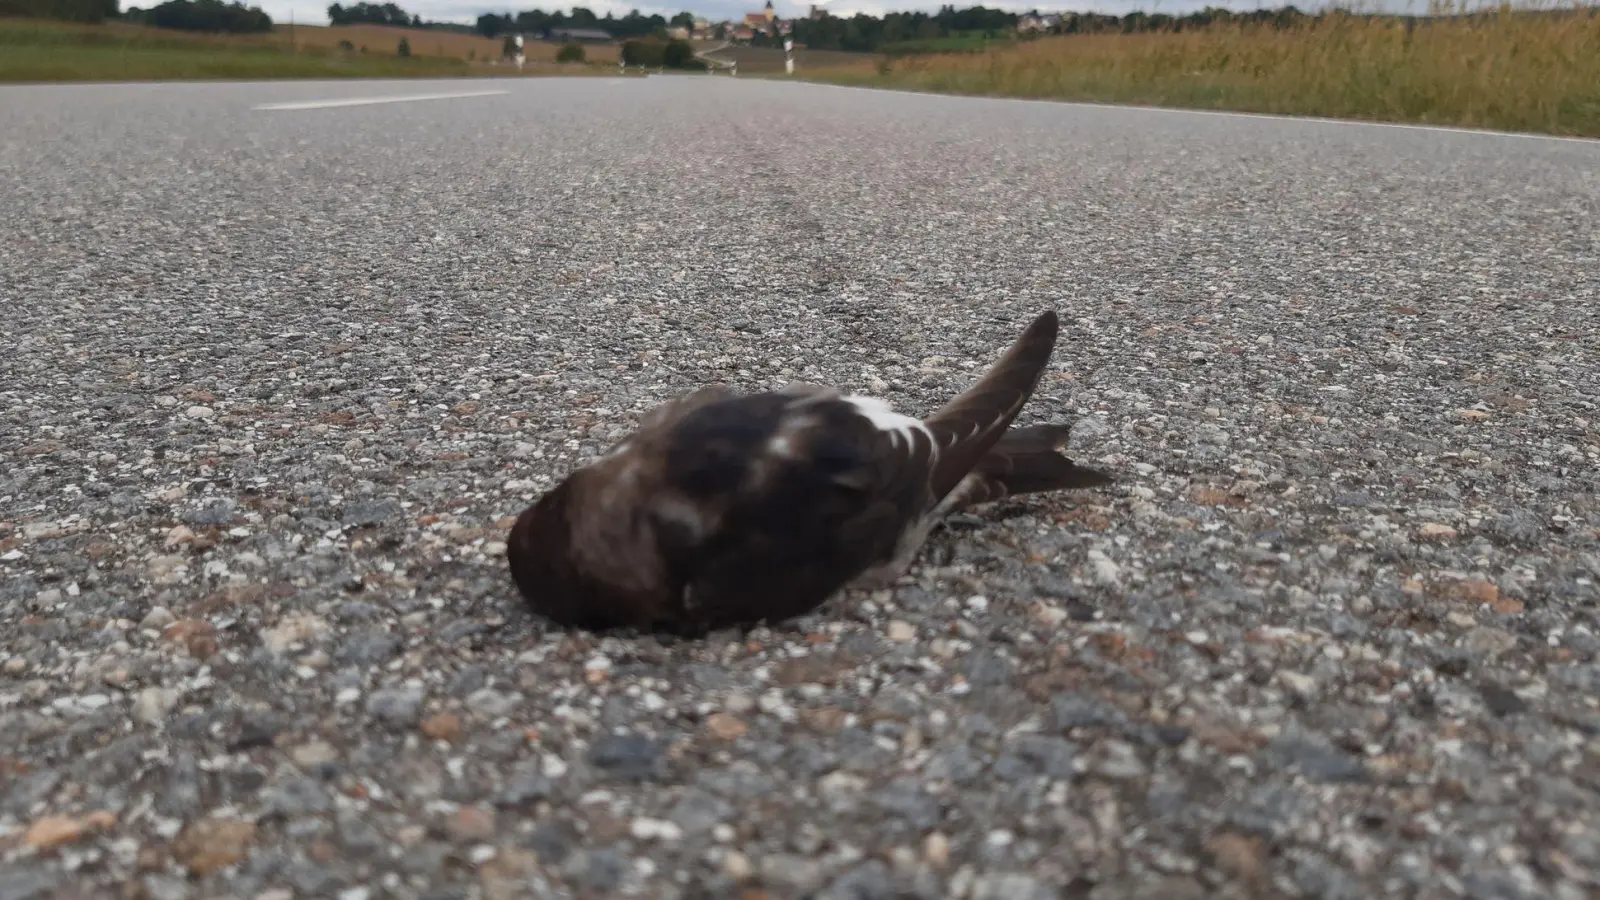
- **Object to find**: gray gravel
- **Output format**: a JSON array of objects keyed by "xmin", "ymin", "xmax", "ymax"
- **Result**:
[{"xmin": 2, "ymin": 75, "xmax": 1599, "ymax": 899}]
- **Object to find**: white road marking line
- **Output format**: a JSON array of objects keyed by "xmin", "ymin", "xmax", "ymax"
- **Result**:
[
  {"xmin": 796, "ymin": 81, "xmax": 1600, "ymax": 147},
  {"xmin": 253, "ymin": 90, "xmax": 509, "ymax": 111}
]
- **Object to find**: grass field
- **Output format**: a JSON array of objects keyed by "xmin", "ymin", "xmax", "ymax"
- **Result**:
[
  {"xmin": 275, "ymin": 23, "xmax": 621, "ymax": 65},
  {"xmin": 879, "ymin": 32, "xmax": 1004, "ymax": 56},
  {"xmin": 800, "ymin": 4, "xmax": 1600, "ymax": 138},
  {"xmin": 0, "ymin": 18, "xmax": 621, "ymax": 82},
  {"xmin": 696, "ymin": 44, "xmax": 873, "ymax": 74}
]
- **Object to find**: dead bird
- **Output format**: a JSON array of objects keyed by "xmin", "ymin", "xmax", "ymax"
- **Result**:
[{"xmin": 505, "ymin": 309, "xmax": 1112, "ymax": 635}]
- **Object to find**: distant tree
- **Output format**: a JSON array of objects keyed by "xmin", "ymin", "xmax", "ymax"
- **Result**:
[
  {"xmin": 2, "ymin": 0, "xmax": 119, "ymax": 23},
  {"xmin": 501, "ymin": 33, "xmax": 516, "ymax": 56},
  {"xmin": 662, "ymin": 37, "xmax": 699, "ymax": 69},
  {"xmin": 475, "ymin": 11, "xmax": 507, "ymax": 37},
  {"xmin": 555, "ymin": 41, "xmax": 584, "ymax": 62},
  {"xmin": 396, "ymin": 35, "xmax": 409, "ymax": 55},
  {"xmin": 142, "ymin": 0, "xmax": 271, "ymax": 33},
  {"xmin": 619, "ymin": 37, "xmax": 662, "ymax": 67},
  {"xmin": 670, "ymin": 10, "xmax": 693, "ymax": 28},
  {"xmin": 592, "ymin": 8, "xmax": 663, "ymax": 39},
  {"xmin": 513, "ymin": 9, "xmax": 548, "ymax": 33},
  {"xmin": 326, "ymin": 1, "xmax": 415, "ymax": 26}
]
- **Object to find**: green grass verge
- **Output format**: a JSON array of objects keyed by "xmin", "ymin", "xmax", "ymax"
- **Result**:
[
  {"xmin": 0, "ymin": 44, "xmax": 475, "ymax": 81},
  {"xmin": 0, "ymin": 18, "xmax": 623, "ymax": 82}
]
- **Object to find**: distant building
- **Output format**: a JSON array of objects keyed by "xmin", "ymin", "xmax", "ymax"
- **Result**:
[
  {"xmin": 742, "ymin": 1, "xmax": 777, "ymax": 31},
  {"xmin": 547, "ymin": 27, "xmax": 614, "ymax": 43},
  {"xmin": 1016, "ymin": 14, "xmax": 1062, "ymax": 33},
  {"xmin": 667, "ymin": 25, "xmax": 690, "ymax": 39}
]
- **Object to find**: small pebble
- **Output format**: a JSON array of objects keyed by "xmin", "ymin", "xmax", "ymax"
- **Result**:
[{"xmin": 706, "ymin": 712, "xmax": 748, "ymax": 741}]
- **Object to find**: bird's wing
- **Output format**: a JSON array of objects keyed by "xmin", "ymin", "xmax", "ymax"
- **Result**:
[
  {"xmin": 671, "ymin": 391, "xmax": 939, "ymax": 627},
  {"xmin": 921, "ymin": 310, "xmax": 1062, "ymax": 502}
]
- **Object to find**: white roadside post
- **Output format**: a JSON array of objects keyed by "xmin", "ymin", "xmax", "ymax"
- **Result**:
[
  {"xmin": 784, "ymin": 36, "xmax": 794, "ymax": 75},
  {"xmin": 513, "ymin": 34, "xmax": 525, "ymax": 71}
]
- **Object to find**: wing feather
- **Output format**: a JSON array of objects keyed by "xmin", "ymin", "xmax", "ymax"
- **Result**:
[{"xmin": 922, "ymin": 310, "xmax": 1061, "ymax": 501}]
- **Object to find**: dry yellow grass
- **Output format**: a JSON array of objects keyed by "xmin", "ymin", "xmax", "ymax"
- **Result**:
[
  {"xmin": 803, "ymin": 3, "xmax": 1600, "ymax": 137},
  {"xmin": 274, "ymin": 24, "xmax": 621, "ymax": 65}
]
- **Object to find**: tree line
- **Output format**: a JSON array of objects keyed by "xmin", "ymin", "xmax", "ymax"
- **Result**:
[
  {"xmin": 4, "ymin": 0, "xmax": 1479, "ymax": 49},
  {"xmin": 473, "ymin": 7, "xmax": 698, "ymax": 41},
  {"xmin": 0, "ymin": 0, "xmax": 117, "ymax": 23},
  {"xmin": 787, "ymin": 6, "xmax": 1318, "ymax": 54},
  {"xmin": 325, "ymin": 1, "xmax": 479, "ymax": 33},
  {"xmin": 2, "ymin": 0, "xmax": 273, "ymax": 31},
  {"xmin": 457, "ymin": 4, "xmax": 1326, "ymax": 51},
  {"xmin": 327, "ymin": 2, "xmax": 418, "ymax": 27},
  {"xmin": 123, "ymin": 0, "xmax": 271, "ymax": 32}
]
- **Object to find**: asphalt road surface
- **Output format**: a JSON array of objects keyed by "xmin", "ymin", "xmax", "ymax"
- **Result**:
[{"xmin": 2, "ymin": 76, "xmax": 1598, "ymax": 900}]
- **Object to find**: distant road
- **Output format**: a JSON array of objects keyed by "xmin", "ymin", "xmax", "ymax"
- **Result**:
[
  {"xmin": 694, "ymin": 39, "xmax": 738, "ymax": 72},
  {"xmin": 1, "ymin": 77, "xmax": 1597, "ymax": 900}
]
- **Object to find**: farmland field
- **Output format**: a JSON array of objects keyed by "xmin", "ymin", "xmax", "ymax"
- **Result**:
[
  {"xmin": 274, "ymin": 23, "xmax": 622, "ymax": 65},
  {"xmin": 0, "ymin": 17, "xmax": 624, "ymax": 82},
  {"xmin": 797, "ymin": 5, "xmax": 1600, "ymax": 138},
  {"xmin": 695, "ymin": 43, "xmax": 873, "ymax": 74}
]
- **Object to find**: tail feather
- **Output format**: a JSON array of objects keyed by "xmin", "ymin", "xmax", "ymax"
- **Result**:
[
  {"xmin": 957, "ymin": 424, "xmax": 1114, "ymax": 508},
  {"xmin": 923, "ymin": 311, "xmax": 1061, "ymax": 502}
]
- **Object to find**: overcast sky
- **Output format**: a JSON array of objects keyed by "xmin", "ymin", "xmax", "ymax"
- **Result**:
[{"xmin": 260, "ymin": 0, "xmax": 1437, "ymax": 27}]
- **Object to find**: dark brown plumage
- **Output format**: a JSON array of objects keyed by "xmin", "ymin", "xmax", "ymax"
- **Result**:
[{"xmin": 505, "ymin": 310, "xmax": 1112, "ymax": 635}]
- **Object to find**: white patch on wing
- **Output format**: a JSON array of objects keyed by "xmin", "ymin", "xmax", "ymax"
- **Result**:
[
  {"xmin": 650, "ymin": 493, "xmax": 709, "ymax": 545},
  {"xmin": 843, "ymin": 395, "xmax": 932, "ymax": 451},
  {"xmin": 768, "ymin": 434, "xmax": 795, "ymax": 458}
]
